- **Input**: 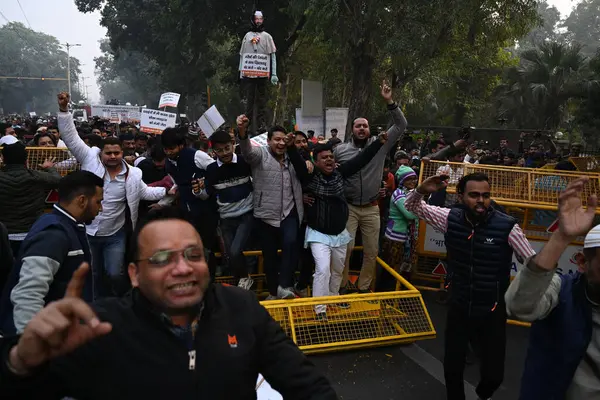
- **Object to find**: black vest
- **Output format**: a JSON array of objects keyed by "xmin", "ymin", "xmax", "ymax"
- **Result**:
[{"xmin": 445, "ymin": 206, "xmax": 516, "ymax": 317}]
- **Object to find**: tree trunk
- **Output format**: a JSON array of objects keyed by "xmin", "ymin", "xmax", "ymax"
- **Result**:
[{"xmin": 344, "ymin": 51, "xmax": 374, "ymax": 142}]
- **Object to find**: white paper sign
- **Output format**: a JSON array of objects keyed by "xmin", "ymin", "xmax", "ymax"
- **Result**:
[
  {"xmin": 196, "ymin": 105, "xmax": 225, "ymax": 137},
  {"xmin": 91, "ymin": 105, "xmax": 141, "ymax": 123},
  {"xmin": 29, "ymin": 112, "xmax": 37, "ymax": 117},
  {"xmin": 241, "ymin": 53, "xmax": 270, "ymax": 78},
  {"xmin": 140, "ymin": 108, "xmax": 177, "ymax": 135},
  {"xmin": 420, "ymin": 221, "xmax": 584, "ymax": 277},
  {"xmin": 325, "ymin": 108, "xmax": 349, "ymax": 140},
  {"xmin": 250, "ymin": 133, "xmax": 268, "ymax": 147},
  {"xmin": 158, "ymin": 92, "xmax": 181, "ymax": 109}
]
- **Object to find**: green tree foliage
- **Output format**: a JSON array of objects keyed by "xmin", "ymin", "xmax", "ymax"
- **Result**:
[
  {"xmin": 497, "ymin": 42, "xmax": 597, "ymax": 130},
  {"xmin": 573, "ymin": 50, "xmax": 600, "ymax": 142},
  {"xmin": 94, "ymin": 40, "xmax": 162, "ymax": 106},
  {"xmin": 563, "ymin": 0, "xmax": 600, "ymax": 57},
  {"xmin": 519, "ymin": 0, "xmax": 562, "ymax": 50},
  {"xmin": 0, "ymin": 22, "xmax": 83, "ymax": 114}
]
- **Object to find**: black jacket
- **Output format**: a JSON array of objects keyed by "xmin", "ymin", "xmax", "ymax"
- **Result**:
[
  {"xmin": 0, "ymin": 164, "xmax": 61, "ymax": 234},
  {"xmin": 0, "ymin": 285, "xmax": 337, "ymax": 400},
  {"xmin": 444, "ymin": 205, "xmax": 516, "ymax": 317}
]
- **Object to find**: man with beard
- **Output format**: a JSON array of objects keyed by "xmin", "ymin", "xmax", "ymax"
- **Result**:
[
  {"xmin": 56, "ymin": 92, "xmax": 167, "ymax": 298},
  {"xmin": 505, "ymin": 177, "xmax": 599, "ymax": 399},
  {"xmin": 0, "ymin": 171, "xmax": 104, "ymax": 335},
  {"xmin": 405, "ymin": 172, "xmax": 535, "ymax": 400},
  {"xmin": 334, "ymin": 81, "xmax": 407, "ymax": 294}
]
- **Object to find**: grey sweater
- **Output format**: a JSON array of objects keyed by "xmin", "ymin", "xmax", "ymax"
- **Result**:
[
  {"xmin": 506, "ymin": 264, "xmax": 600, "ymax": 399},
  {"xmin": 333, "ymin": 104, "xmax": 407, "ymax": 206}
]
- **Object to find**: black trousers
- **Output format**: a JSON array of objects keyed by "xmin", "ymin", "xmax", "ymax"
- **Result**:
[
  {"xmin": 444, "ymin": 305, "xmax": 507, "ymax": 400},
  {"xmin": 242, "ymin": 77, "xmax": 268, "ymax": 130}
]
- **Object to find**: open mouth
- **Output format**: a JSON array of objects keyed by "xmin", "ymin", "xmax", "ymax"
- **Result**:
[{"xmin": 168, "ymin": 282, "xmax": 198, "ymax": 295}]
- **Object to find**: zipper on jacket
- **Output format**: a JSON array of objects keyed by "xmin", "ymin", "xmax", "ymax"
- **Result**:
[
  {"xmin": 468, "ymin": 219, "xmax": 475, "ymax": 317},
  {"xmin": 188, "ymin": 350, "xmax": 196, "ymax": 370}
]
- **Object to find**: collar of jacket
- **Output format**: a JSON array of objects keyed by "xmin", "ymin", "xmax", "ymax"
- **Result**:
[{"xmin": 1, "ymin": 164, "xmax": 28, "ymax": 172}]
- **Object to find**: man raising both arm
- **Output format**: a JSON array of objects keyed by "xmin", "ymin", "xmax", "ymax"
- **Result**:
[
  {"xmin": 334, "ymin": 81, "xmax": 408, "ymax": 294},
  {"xmin": 404, "ymin": 173, "xmax": 535, "ymax": 400},
  {"xmin": 505, "ymin": 177, "xmax": 599, "ymax": 400}
]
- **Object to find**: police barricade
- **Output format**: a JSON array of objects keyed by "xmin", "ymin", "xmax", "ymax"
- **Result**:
[
  {"xmin": 19, "ymin": 147, "xmax": 81, "ymax": 176},
  {"xmin": 216, "ymin": 249, "xmax": 436, "ymax": 354},
  {"xmin": 414, "ymin": 160, "xmax": 600, "ymax": 327}
]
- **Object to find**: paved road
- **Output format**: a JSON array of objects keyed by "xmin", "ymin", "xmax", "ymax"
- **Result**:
[{"xmin": 310, "ymin": 291, "xmax": 530, "ymax": 400}]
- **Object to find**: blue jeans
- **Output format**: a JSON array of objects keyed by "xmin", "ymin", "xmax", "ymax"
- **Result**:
[
  {"xmin": 258, "ymin": 210, "xmax": 299, "ymax": 295},
  {"xmin": 88, "ymin": 228, "xmax": 126, "ymax": 298},
  {"xmin": 220, "ymin": 212, "xmax": 254, "ymax": 279}
]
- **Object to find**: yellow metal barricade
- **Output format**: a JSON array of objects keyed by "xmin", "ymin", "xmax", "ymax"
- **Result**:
[
  {"xmin": 24, "ymin": 147, "xmax": 80, "ymax": 176},
  {"xmin": 419, "ymin": 160, "xmax": 600, "ymax": 212},
  {"xmin": 215, "ymin": 250, "xmax": 436, "ymax": 354}
]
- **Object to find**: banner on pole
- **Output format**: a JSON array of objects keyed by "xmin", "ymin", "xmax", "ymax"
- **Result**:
[
  {"xmin": 140, "ymin": 108, "xmax": 177, "ymax": 135},
  {"xmin": 90, "ymin": 105, "xmax": 141, "ymax": 123},
  {"xmin": 158, "ymin": 92, "xmax": 181, "ymax": 109}
]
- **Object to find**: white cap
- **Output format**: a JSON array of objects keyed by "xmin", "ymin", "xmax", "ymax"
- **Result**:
[
  {"xmin": 254, "ymin": 10, "xmax": 263, "ymax": 17},
  {"xmin": 584, "ymin": 224, "xmax": 600, "ymax": 249}
]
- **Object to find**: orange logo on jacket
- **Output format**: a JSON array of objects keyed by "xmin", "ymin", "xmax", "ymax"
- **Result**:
[{"xmin": 228, "ymin": 334, "xmax": 238, "ymax": 348}]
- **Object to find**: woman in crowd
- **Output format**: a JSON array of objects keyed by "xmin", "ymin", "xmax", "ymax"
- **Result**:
[{"xmin": 34, "ymin": 132, "xmax": 57, "ymax": 147}]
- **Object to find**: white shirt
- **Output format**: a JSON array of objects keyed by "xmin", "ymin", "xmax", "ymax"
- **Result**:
[
  {"xmin": 56, "ymin": 139, "xmax": 67, "ymax": 148},
  {"xmin": 0, "ymin": 135, "xmax": 18, "ymax": 145},
  {"xmin": 87, "ymin": 163, "xmax": 127, "ymax": 237}
]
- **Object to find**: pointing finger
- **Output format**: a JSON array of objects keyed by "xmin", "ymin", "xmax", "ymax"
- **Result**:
[
  {"xmin": 55, "ymin": 298, "xmax": 101, "ymax": 329},
  {"xmin": 65, "ymin": 263, "xmax": 90, "ymax": 298}
]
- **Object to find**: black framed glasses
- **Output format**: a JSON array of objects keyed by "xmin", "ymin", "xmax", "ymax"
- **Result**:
[{"xmin": 137, "ymin": 246, "xmax": 204, "ymax": 267}]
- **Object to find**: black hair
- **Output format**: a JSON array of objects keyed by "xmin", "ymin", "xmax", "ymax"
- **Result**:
[
  {"xmin": 429, "ymin": 140, "xmax": 444, "ymax": 152},
  {"xmin": 149, "ymin": 145, "xmax": 166, "ymax": 162},
  {"xmin": 312, "ymin": 142, "xmax": 334, "ymax": 160},
  {"xmin": 34, "ymin": 132, "xmax": 57, "ymax": 146},
  {"xmin": 210, "ymin": 130, "xmax": 232, "ymax": 146},
  {"xmin": 478, "ymin": 156, "xmax": 498, "ymax": 165},
  {"xmin": 457, "ymin": 172, "xmax": 489, "ymax": 194},
  {"xmin": 83, "ymin": 134, "xmax": 103, "ymax": 148},
  {"xmin": 268, "ymin": 125, "xmax": 287, "ymax": 140},
  {"xmin": 161, "ymin": 127, "xmax": 185, "ymax": 148},
  {"xmin": 1, "ymin": 142, "xmax": 27, "ymax": 164},
  {"xmin": 58, "ymin": 170, "xmax": 104, "ymax": 203},
  {"xmin": 135, "ymin": 133, "xmax": 148, "ymax": 142},
  {"xmin": 119, "ymin": 133, "xmax": 134, "ymax": 142},
  {"xmin": 100, "ymin": 137, "xmax": 122, "ymax": 150},
  {"xmin": 130, "ymin": 206, "xmax": 190, "ymax": 261},
  {"xmin": 294, "ymin": 131, "xmax": 308, "ymax": 140},
  {"xmin": 584, "ymin": 247, "xmax": 597, "ymax": 263}
]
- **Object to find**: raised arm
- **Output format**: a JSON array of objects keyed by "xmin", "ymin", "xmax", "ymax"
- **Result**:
[
  {"xmin": 506, "ymin": 177, "xmax": 597, "ymax": 321},
  {"xmin": 56, "ymin": 93, "xmax": 95, "ymax": 166},
  {"xmin": 377, "ymin": 81, "xmax": 407, "ymax": 155},
  {"xmin": 404, "ymin": 175, "xmax": 452, "ymax": 233},
  {"xmin": 338, "ymin": 133, "xmax": 386, "ymax": 178},
  {"xmin": 236, "ymin": 115, "xmax": 263, "ymax": 166},
  {"xmin": 287, "ymin": 140, "xmax": 311, "ymax": 184}
]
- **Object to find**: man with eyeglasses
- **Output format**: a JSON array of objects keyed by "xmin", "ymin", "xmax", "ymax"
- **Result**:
[
  {"xmin": 0, "ymin": 207, "xmax": 337, "ymax": 399},
  {"xmin": 194, "ymin": 130, "xmax": 255, "ymax": 291},
  {"xmin": 405, "ymin": 172, "xmax": 535, "ymax": 400}
]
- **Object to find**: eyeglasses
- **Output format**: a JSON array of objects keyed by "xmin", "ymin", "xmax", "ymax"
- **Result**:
[
  {"xmin": 213, "ymin": 145, "xmax": 233, "ymax": 155},
  {"xmin": 137, "ymin": 246, "xmax": 204, "ymax": 267}
]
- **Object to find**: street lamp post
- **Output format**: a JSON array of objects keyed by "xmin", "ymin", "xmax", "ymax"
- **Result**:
[{"xmin": 64, "ymin": 43, "xmax": 81, "ymax": 102}]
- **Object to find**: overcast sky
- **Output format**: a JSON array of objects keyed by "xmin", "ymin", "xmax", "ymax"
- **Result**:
[{"xmin": 0, "ymin": 0, "xmax": 584, "ymax": 104}]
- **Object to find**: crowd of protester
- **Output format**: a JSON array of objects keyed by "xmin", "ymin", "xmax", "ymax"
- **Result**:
[{"xmin": 0, "ymin": 86, "xmax": 599, "ymax": 400}]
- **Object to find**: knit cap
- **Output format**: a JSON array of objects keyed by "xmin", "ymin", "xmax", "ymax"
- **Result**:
[
  {"xmin": 584, "ymin": 224, "xmax": 600, "ymax": 249},
  {"xmin": 395, "ymin": 165, "xmax": 417, "ymax": 186}
]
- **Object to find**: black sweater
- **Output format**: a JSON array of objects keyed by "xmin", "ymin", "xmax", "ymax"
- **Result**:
[
  {"xmin": 0, "ymin": 285, "xmax": 337, "ymax": 400},
  {"xmin": 289, "ymin": 140, "xmax": 384, "ymax": 235}
]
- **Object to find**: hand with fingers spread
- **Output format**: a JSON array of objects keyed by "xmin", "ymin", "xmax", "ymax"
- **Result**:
[
  {"xmin": 416, "ymin": 175, "xmax": 449, "ymax": 196},
  {"xmin": 8, "ymin": 263, "xmax": 112, "ymax": 376},
  {"xmin": 39, "ymin": 157, "xmax": 56, "ymax": 169},
  {"xmin": 557, "ymin": 177, "xmax": 598, "ymax": 240}
]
